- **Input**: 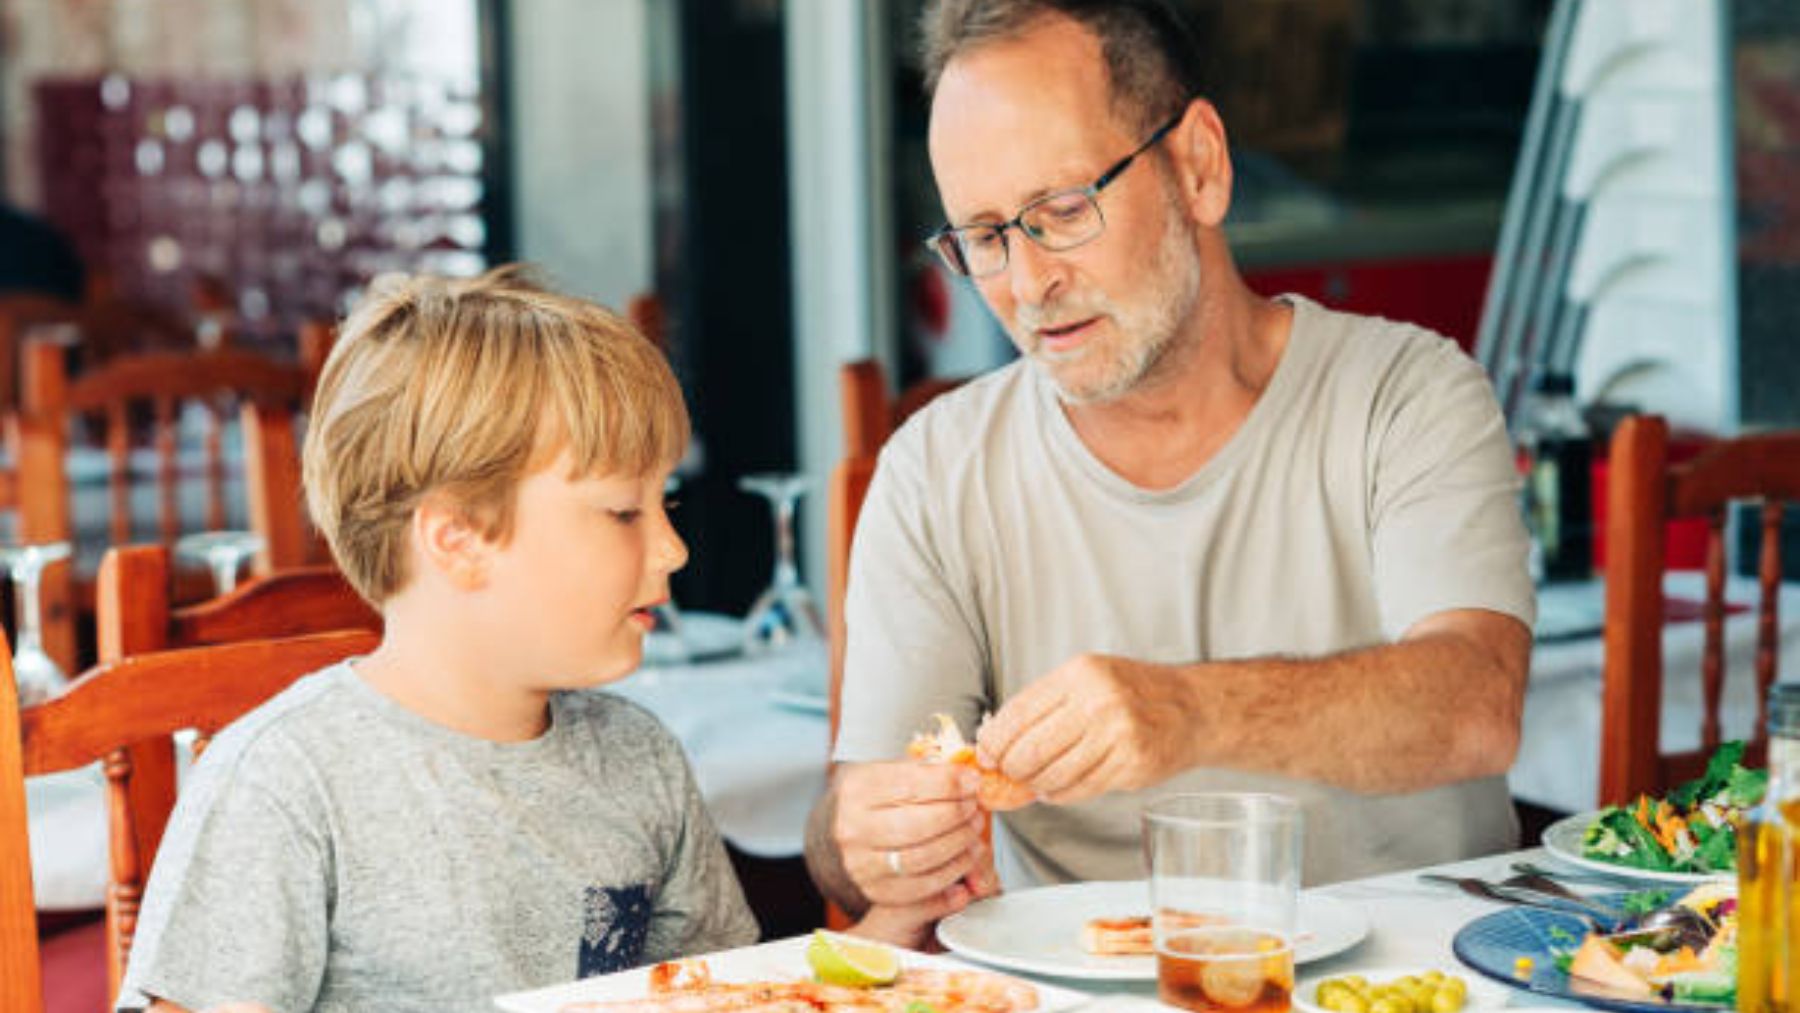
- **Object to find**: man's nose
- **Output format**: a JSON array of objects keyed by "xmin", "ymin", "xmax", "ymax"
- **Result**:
[{"xmin": 1005, "ymin": 232, "xmax": 1066, "ymax": 308}]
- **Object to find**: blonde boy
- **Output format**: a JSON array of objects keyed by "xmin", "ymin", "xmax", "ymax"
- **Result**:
[{"xmin": 119, "ymin": 268, "xmax": 757, "ymax": 1012}]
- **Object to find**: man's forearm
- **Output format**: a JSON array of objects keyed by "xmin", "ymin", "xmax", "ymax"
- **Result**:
[
  {"xmin": 1184, "ymin": 613, "xmax": 1529, "ymax": 794},
  {"xmin": 803, "ymin": 772, "xmax": 870, "ymax": 916}
]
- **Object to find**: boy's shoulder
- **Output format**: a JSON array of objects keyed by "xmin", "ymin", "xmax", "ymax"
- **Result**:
[{"xmin": 176, "ymin": 662, "xmax": 365, "ymax": 804}]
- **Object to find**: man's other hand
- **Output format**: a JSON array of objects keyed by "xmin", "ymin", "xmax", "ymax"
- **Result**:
[
  {"xmin": 828, "ymin": 760, "xmax": 989, "ymax": 906},
  {"xmin": 976, "ymin": 653, "xmax": 1196, "ymax": 804}
]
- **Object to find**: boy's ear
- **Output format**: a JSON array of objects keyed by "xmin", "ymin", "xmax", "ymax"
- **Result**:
[{"xmin": 412, "ymin": 493, "xmax": 493, "ymax": 591}]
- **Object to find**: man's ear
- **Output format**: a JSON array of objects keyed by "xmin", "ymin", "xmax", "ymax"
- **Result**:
[
  {"xmin": 412, "ymin": 493, "xmax": 493, "ymax": 591},
  {"xmin": 1166, "ymin": 97, "xmax": 1233, "ymax": 229}
]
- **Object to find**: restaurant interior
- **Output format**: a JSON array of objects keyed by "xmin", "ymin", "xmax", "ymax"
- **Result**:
[{"xmin": 2, "ymin": 0, "xmax": 1799, "ymax": 1010}]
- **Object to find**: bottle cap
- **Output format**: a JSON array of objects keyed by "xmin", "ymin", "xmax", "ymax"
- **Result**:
[{"xmin": 1770, "ymin": 684, "xmax": 1800, "ymax": 736}]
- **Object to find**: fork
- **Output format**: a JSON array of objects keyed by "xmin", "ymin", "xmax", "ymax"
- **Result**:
[
  {"xmin": 1509, "ymin": 860, "xmax": 1649, "ymax": 890},
  {"xmin": 1417, "ymin": 873, "xmax": 1628, "ymax": 931}
]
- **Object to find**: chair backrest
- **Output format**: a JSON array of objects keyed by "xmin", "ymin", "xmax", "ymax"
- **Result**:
[
  {"xmin": 15, "ymin": 338, "xmax": 319, "ymax": 673},
  {"xmin": 826, "ymin": 359, "xmax": 968, "ymax": 745},
  {"xmin": 1599, "ymin": 414, "xmax": 1800, "ymax": 804},
  {"xmin": 0, "ymin": 295, "xmax": 192, "ymax": 415},
  {"xmin": 0, "ymin": 626, "xmax": 379, "ymax": 1013},
  {"xmin": 86, "ymin": 544, "xmax": 380, "ymax": 999}
]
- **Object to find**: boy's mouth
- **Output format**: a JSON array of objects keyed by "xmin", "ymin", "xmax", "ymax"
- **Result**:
[{"xmin": 629, "ymin": 599, "xmax": 668, "ymax": 630}]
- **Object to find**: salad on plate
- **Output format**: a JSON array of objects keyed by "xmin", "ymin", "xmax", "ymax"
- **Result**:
[{"xmin": 1581, "ymin": 742, "xmax": 1766, "ymax": 875}]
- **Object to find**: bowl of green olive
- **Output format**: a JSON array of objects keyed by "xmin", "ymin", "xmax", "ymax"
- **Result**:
[{"xmin": 1297, "ymin": 966, "xmax": 1509, "ymax": 1013}]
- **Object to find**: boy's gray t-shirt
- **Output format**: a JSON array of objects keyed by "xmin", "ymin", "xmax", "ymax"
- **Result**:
[
  {"xmin": 119, "ymin": 662, "xmax": 758, "ymax": 1013},
  {"xmin": 834, "ymin": 296, "xmax": 1537, "ymax": 886}
]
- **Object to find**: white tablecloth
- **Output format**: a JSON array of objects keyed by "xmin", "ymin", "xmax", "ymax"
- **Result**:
[
  {"xmin": 25, "ymin": 613, "xmax": 829, "ymax": 911},
  {"xmin": 1509, "ymin": 574, "xmax": 1800, "ymax": 813},
  {"xmin": 611, "ymin": 614, "xmax": 830, "ymax": 858}
]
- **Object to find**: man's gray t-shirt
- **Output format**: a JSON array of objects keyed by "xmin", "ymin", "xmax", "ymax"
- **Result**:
[
  {"xmin": 834, "ymin": 296, "xmax": 1536, "ymax": 886},
  {"xmin": 119, "ymin": 662, "xmax": 757, "ymax": 1012}
]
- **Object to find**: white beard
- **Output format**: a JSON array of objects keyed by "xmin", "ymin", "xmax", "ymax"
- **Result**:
[{"xmin": 1011, "ymin": 205, "xmax": 1202, "ymax": 405}]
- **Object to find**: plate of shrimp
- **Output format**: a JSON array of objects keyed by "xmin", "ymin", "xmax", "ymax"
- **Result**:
[{"xmin": 492, "ymin": 933, "xmax": 1089, "ymax": 1013}]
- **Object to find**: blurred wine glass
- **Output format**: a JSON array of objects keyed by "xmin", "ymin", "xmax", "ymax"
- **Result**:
[
  {"xmin": 738, "ymin": 473, "xmax": 824, "ymax": 655},
  {"xmin": 1, "ymin": 541, "xmax": 74, "ymax": 706},
  {"xmin": 174, "ymin": 530, "xmax": 264, "ymax": 596}
]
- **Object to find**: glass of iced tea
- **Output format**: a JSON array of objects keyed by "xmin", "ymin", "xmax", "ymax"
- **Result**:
[{"xmin": 1143, "ymin": 793, "xmax": 1302, "ymax": 1013}]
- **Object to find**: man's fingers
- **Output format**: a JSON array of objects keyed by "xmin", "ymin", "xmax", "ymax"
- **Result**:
[
  {"xmin": 879, "ymin": 811, "xmax": 986, "ymax": 884},
  {"xmin": 862, "ymin": 841, "xmax": 981, "ymax": 906},
  {"xmin": 848, "ymin": 796, "xmax": 978, "ymax": 850},
  {"xmin": 879, "ymin": 764, "xmax": 981, "ymax": 807},
  {"xmin": 992, "ymin": 705, "xmax": 1080, "ymax": 785},
  {"xmin": 976, "ymin": 682, "xmax": 1063, "ymax": 769},
  {"xmin": 1028, "ymin": 737, "xmax": 1106, "ymax": 800}
]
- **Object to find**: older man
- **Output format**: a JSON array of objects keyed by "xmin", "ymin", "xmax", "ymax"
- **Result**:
[{"xmin": 810, "ymin": 0, "xmax": 1535, "ymax": 944}]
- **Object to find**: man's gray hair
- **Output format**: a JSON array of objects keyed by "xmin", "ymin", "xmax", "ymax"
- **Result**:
[{"xmin": 918, "ymin": 0, "xmax": 1205, "ymax": 132}]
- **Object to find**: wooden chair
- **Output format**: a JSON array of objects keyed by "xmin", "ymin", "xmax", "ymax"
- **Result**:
[
  {"xmin": 0, "ymin": 626, "xmax": 379, "ymax": 1013},
  {"xmin": 0, "ymin": 295, "xmax": 191, "ymax": 415},
  {"xmin": 1599, "ymin": 414, "xmax": 1800, "ymax": 803},
  {"xmin": 96, "ymin": 542, "xmax": 379, "ymax": 968},
  {"xmin": 16, "ymin": 337, "xmax": 321, "ymax": 674}
]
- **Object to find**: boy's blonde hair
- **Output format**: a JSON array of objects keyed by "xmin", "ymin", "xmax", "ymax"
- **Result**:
[{"xmin": 302, "ymin": 266, "xmax": 690, "ymax": 605}]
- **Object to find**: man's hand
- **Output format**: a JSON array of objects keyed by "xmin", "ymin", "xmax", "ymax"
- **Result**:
[
  {"xmin": 816, "ymin": 760, "xmax": 988, "ymax": 910},
  {"xmin": 847, "ymin": 840, "xmax": 1001, "ymax": 950},
  {"xmin": 976, "ymin": 654, "xmax": 1197, "ymax": 805}
]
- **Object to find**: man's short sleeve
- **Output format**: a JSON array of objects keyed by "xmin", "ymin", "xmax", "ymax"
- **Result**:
[
  {"xmin": 832, "ymin": 427, "xmax": 991, "ymax": 763},
  {"xmin": 1368, "ymin": 341, "xmax": 1536, "ymax": 638},
  {"xmin": 117, "ymin": 744, "xmax": 329, "ymax": 1012}
]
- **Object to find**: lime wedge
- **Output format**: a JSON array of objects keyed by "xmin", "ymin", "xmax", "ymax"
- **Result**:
[{"xmin": 805, "ymin": 929, "xmax": 900, "ymax": 987}]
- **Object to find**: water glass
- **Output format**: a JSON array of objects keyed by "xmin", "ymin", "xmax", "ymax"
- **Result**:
[
  {"xmin": 1, "ymin": 541, "xmax": 74, "ymax": 706},
  {"xmin": 1144, "ymin": 793, "xmax": 1303, "ymax": 1013}
]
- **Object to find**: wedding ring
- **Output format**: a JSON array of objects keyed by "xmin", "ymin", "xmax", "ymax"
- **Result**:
[{"xmin": 886, "ymin": 849, "xmax": 904, "ymax": 876}]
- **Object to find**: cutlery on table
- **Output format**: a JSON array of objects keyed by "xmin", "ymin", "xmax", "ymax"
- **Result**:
[
  {"xmin": 1416, "ymin": 873, "xmax": 1627, "ymax": 931},
  {"xmin": 1508, "ymin": 860, "xmax": 1652, "ymax": 890}
]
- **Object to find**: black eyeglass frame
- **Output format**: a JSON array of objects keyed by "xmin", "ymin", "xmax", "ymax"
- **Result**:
[{"xmin": 925, "ymin": 110, "xmax": 1186, "ymax": 279}]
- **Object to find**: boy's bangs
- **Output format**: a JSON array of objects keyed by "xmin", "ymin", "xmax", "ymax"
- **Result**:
[{"xmin": 548, "ymin": 338, "xmax": 690, "ymax": 480}]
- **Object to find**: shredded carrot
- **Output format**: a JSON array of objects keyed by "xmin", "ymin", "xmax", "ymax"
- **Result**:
[{"xmin": 1654, "ymin": 808, "xmax": 1689, "ymax": 853}]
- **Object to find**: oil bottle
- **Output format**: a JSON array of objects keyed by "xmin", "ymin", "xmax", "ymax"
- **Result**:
[{"xmin": 1740, "ymin": 684, "xmax": 1800, "ymax": 1013}]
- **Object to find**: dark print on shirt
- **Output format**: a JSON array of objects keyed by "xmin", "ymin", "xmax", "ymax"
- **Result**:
[{"xmin": 578, "ymin": 882, "xmax": 653, "ymax": 977}]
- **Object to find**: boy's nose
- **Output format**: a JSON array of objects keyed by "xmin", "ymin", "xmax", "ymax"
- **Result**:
[{"xmin": 656, "ymin": 520, "xmax": 689, "ymax": 575}]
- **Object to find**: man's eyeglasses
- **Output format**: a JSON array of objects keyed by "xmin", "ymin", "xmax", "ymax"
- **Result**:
[{"xmin": 926, "ymin": 111, "xmax": 1184, "ymax": 279}]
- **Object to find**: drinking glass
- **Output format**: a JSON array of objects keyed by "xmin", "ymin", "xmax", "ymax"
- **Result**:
[
  {"xmin": 1, "ymin": 541, "xmax": 74, "ymax": 706},
  {"xmin": 174, "ymin": 530, "xmax": 264, "ymax": 595},
  {"xmin": 738, "ymin": 473, "xmax": 824, "ymax": 654},
  {"xmin": 1144, "ymin": 793, "xmax": 1303, "ymax": 1013}
]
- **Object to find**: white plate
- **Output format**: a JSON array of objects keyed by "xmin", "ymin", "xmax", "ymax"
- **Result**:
[
  {"xmin": 1296, "ymin": 964, "xmax": 1510, "ymax": 1013},
  {"xmin": 936, "ymin": 880, "xmax": 1370, "ymax": 982},
  {"xmin": 493, "ymin": 934, "xmax": 1090, "ymax": 1012},
  {"xmin": 1542, "ymin": 812, "xmax": 1735, "ymax": 886}
]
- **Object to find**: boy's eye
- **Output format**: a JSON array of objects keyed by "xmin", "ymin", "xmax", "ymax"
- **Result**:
[{"xmin": 609, "ymin": 509, "xmax": 643, "ymax": 524}]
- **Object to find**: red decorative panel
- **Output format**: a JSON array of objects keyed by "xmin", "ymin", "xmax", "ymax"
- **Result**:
[{"xmin": 36, "ymin": 74, "xmax": 487, "ymax": 340}]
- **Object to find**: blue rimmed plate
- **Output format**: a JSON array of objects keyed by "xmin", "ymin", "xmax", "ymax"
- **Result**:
[{"xmin": 1451, "ymin": 904, "xmax": 1731, "ymax": 1012}]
